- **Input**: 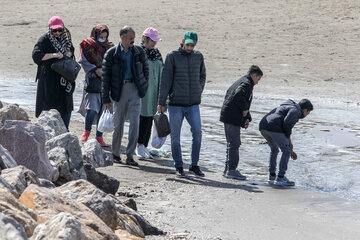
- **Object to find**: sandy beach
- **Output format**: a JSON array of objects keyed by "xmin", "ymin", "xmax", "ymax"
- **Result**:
[{"xmin": 1, "ymin": 0, "xmax": 360, "ymax": 239}]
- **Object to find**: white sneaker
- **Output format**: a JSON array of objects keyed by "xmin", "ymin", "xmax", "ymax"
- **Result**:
[
  {"xmin": 136, "ymin": 145, "xmax": 147, "ymax": 158},
  {"xmin": 143, "ymin": 147, "xmax": 153, "ymax": 159}
]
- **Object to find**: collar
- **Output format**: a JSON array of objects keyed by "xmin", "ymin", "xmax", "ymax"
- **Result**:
[{"xmin": 246, "ymin": 74, "xmax": 255, "ymax": 86}]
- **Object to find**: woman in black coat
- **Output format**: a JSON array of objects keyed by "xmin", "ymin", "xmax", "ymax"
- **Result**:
[{"xmin": 32, "ymin": 16, "xmax": 75, "ymax": 129}]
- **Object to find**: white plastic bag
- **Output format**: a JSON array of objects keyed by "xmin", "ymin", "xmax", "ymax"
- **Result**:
[
  {"xmin": 97, "ymin": 109, "xmax": 114, "ymax": 132},
  {"xmin": 151, "ymin": 122, "xmax": 166, "ymax": 149}
]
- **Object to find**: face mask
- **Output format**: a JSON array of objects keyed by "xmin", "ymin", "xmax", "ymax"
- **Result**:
[{"xmin": 98, "ymin": 38, "xmax": 106, "ymax": 43}]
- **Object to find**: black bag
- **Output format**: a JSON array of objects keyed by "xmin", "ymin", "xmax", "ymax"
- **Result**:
[
  {"xmin": 153, "ymin": 112, "xmax": 171, "ymax": 137},
  {"xmin": 51, "ymin": 55, "xmax": 81, "ymax": 82},
  {"xmin": 84, "ymin": 73, "xmax": 102, "ymax": 93}
]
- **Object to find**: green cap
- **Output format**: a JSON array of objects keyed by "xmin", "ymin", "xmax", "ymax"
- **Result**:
[{"xmin": 184, "ymin": 31, "xmax": 198, "ymax": 45}]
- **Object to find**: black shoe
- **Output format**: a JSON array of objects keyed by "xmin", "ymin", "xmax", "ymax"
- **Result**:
[
  {"xmin": 112, "ymin": 154, "xmax": 123, "ymax": 164},
  {"xmin": 189, "ymin": 165, "xmax": 205, "ymax": 177},
  {"xmin": 176, "ymin": 167, "xmax": 186, "ymax": 177},
  {"xmin": 126, "ymin": 158, "xmax": 139, "ymax": 166}
]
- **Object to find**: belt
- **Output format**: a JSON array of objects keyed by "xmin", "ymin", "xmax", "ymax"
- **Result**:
[{"xmin": 124, "ymin": 79, "xmax": 133, "ymax": 84}]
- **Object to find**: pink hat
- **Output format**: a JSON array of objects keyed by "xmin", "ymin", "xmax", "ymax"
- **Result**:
[
  {"xmin": 143, "ymin": 27, "xmax": 161, "ymax": 41},
  {"xmin": 48, "ymin": 16, "xmax": 64, "ymax": 29}
]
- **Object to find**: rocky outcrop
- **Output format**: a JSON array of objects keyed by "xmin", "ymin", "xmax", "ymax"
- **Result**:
[
  {"xmin": 36, "ymin": 109, "xmax": 67, "ymax": 141},
  {"xmin": 46, "ymin": 133, "xmax": 86, "ymax": 185},
  {"xmin": 1, "ymin": 166, "xmax": 40, "ymax": 196},
  {"xmin": 0, "ymin": 120, "xmax": 59, "ymax": 181},
  {"xmin": 20, "ymin": 184, "xmax": 118, "ymax": 240},
  {"xmin": 0, "ymin": 212, "xmax": 28, "ymax": 240},
  {"xmin": 31, "ymin": 212, "xmax": 87, "ymax": 240},
  {"xmin": 38, "ymin": 178, "xmax": 56, "ymax": 189},
  {"xmin": 82, "ymin": 139, "xmax": 113, "ymax": 168},
  {"xmin": 0, "ymin": 104, "xmax": 29, "ymax": 127},
  {"xmin": 0, "ymin": 144, "xmax": 17, "ymax": 170},
  {"xmin": 83, "ymin": 163, "xmax": 119, "ymax": 195},
  {"xmin": 0, "ymin": 185, "xmax": 37, "ymax": 237}
]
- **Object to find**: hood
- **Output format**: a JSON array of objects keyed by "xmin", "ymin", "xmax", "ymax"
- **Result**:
[{"xmin": 281, "ymin": 99, "xmax": 304, "ymax": 118}]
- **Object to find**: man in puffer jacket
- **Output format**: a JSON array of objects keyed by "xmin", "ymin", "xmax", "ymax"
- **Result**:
[
  {"xmin": 259, "ymin": 99, "xmax": 313, "ymax": 186},
  {"xmin": 157, "ymin": 30, "xmax": 206, "ymax": 177},
  {"xmin": 220, "ymin": 65, "xmax": 263, "ymax": 180}
]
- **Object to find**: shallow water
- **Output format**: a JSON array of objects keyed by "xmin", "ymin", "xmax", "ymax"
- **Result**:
[{"xmin": 1, "ymin": 77, "xmax": 360, "ymax": 201}]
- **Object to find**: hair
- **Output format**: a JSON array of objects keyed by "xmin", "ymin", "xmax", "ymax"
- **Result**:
[
  {"xmin": 141, "ymin": 35, "xmax": 150, "ymax": 44},
  {"xmin": 248, "ymin": 65, "xmax": 263, "ymax": 76},
  {"xmin": 298, "ymin": 99, "xmax": 313, "ymax": 111},
  {"xmin": 119, "ymin": 26, "xmax": 135, "ymax": 37}
]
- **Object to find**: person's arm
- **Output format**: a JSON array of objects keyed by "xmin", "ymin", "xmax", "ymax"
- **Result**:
[
  {"xmin": 102, "ymin": 49, "xmax": 113, "ymax": 108},
  {"xmin": 79, "ymin": 52, "xmax": 97, "ymax": 75},
  {"xmin": 141, "ymin": 48, "xmax": 149, "ymax": 81},
  {"xmin": 158, "ymin": 53, "xmax": 174, "ymax": 108},
  {"xmin": 32, "ymin": 35, "xmax": 63, "ymax": 64},
  {"xmin": 283, "ymin": 108, "xmax": 300, "ymax": 138},
  {"xmin": 199, "ymin": 53, "xmax": 206, "ymax": 91}
]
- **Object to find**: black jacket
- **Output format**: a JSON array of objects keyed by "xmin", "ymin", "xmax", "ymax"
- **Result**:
[
  {"xmin": 158, "ymin": 46, "xmax": 206, "ymax": 106},
  {"xmin": 219, "ymin": 75, "xmax": 254, "ymax": 126},
  {"xmin": 259, "ymin": 99, "xmax": 304, "ymax": 138},
  {"xmin": 102, "ymin": 43, "xmax": 149, "ymax": 103}
]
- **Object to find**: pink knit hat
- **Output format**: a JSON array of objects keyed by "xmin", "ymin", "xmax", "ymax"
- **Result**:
[
  {"xmin": 48, "ymin": 16, "xmax": 64, "ymax": 29},
  {"xmin": 143, "ymin": 27, "xmax": 161, "ymax": 41}
]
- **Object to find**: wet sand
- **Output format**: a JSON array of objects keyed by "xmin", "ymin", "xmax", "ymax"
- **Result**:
[{"xmin": 1, "ymin": 0, "xmax": 360, "ymax": 238}]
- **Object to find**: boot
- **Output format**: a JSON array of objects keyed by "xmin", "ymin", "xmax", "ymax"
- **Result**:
[
  {"xmin": 80, "ymin": 130, "xmax": 91, "ymax": 142},
  {"xmin": 96, "ymin": 136, "xmax": 108, "ymax": 147}
]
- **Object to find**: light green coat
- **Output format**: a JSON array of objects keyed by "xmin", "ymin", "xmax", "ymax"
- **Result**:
[{"xmin": 141, "ymin": 59, "xmax": 163, "ymax": 116}]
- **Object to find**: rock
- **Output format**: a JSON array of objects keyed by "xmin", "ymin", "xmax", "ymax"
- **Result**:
[
  {"xmin": 0, "ymin": 144, "xmax": 17, "ymax": 170},
  {"xmin": 1, "ymin": 166, "xmax": 40, "ymax": 196},
  {"xmin": 31, "ymin": 212, "xmax": 87, "ymax": 240},
  {"xmin": 20, "ymin": 184, "xmax": 118, "ymax": 240},
  {"xmin": 0, "ymin": 185, "xmax": 37, "ymax": 237},
  {"xmin": 38, "ymin": 178, "xmax": 56, "ymax": 189},
  {"xmin": 0, "ymin": 175, "xmax": 19, "ymax": 198},
  {"xmin": 115, "ymin": 229, "xmax": 145, "ymax": 240},
  {"xmin": 0, "ymin": 100, "xmax": 3, "ymax": 109},
  {"xmin": 82, "ymin": 139, "xmax": 113, "ymax": 168},
  {"xmin": 55, "ymin": 179, "xmax": 145, "ymax": 238},
  {"xmin": 0, "ymin": 104, "xmax": 29, "ymax": 127},
  {"xmin": 124, "ymin": 198, "xmax": 137, "ymax": 211},
  {"xmin": 0, "ymin": 213, "xmax": 28, "ymax": 240},
  {"xmin": 36, "ymin": 109, "xmax": 67, "ymax": 141},
  {"xmin": 0, "ymin": 120, "xmax": 59, "ymax": 181},
  {"xmin": 46, "ymin": 133, "xmax": 86, "ymax": 185},
  {"xmin": 83, "ymin": 163, "xmax": 119, "ymax": 195}
]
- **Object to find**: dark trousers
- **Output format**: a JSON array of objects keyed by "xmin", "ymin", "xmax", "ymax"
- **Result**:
[
  {"xmin": 85, "ymin": 109, "xmax": 103, "ymax": 137},
  {"xmin": 61, "ymin": 111, "xmax": 72, "ymax": 130},
  {"xmin": 224, "ymin": 123, "xmax": 241, "ymax": 170},
  {"xmin": 138, "ymin": 116, "xmax": 153, "ymax": 147}
]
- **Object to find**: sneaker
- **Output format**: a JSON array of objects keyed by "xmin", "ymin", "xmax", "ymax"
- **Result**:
[
  {"xmin": 80, "ymin": 130, "xmax": 90, "ymax": 142},
  {"xmin": 176, "ymin": 167, "xmax": 186, "ymax": 177},
  {"xmin": 275, "ymin": 176, "xmax": 295, "ymax": 186},
  {"xmin": 223, "ymin": 164, "xmax": 229, "ymax": 176},
  {"xmin": 112, "ymin": 154, "xmax": 123, "ymax": 164},
  {"xmin": 136, "ymin": 145, "xmax": 147, "ymax": 158},
  {"xmin": 268, "ymin": 174, "xmax": 276, "ymax": 184},
  {"xmin": 126, "ymin": 158, "xmax": 139, "ymax": 167},
  {"xmin": 189, "ymin": 165, "xmax": 205, "ymax": 177},
  {"xmin": 143, "ymin": 147, "xmax": 153, "ymax": 159},
  {"xmin": 96, "ymin": 136, "xmax": 108, "ymax": 147},
  {"xmin": 225, "ymin": 170, "xmax": 246, "ymax": 180}
]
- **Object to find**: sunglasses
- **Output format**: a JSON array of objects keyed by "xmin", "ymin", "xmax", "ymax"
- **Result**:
[{"xmin": 51, "ymin": 28, "xmax": 64, "ymax": 33}]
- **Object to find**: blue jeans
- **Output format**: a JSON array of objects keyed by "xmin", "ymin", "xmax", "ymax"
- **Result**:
[
  {"xmin": 168, "ymin": 105, "xmax": 202, "ymax": 168},
  {"xmin": 260, "ymin": 130, "xmax": 292, "ymax": 176},
  {"xmin": 85, "ymin": 109, "xmax": 103, "ymax": 137}
]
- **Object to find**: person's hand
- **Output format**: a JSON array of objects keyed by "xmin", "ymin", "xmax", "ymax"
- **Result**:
[
  {"xmin": 157, "ymin": 105, "xmax": 165, "ymax": 113},
  {"xmin": 242, "ymin": 110, "xmax": 249, "ymax": 117},
  {"xmin": 104, "ymin": 103, "xmax": 111, "ymax": 110},
  {"xmin": 54, "ymin": 52, "xmax": 63, "ymax": 59},
  {"xmin": 291, "ymin": 151, "xmax": 297, "ymax": 160},
  {"xmin": 289, "ymin": 139, "xmax": 293, "ymax": 150},
  {"xmin": 244, "ymin": 119, "xmax": 250, "ymax": 129},
  {"xmin": 95, "ymin": 68, "xmax": 102, "ymax": 78},
  {"xmin": 65, "ymin": 51, "xmax": 72, "ymax": 57}
]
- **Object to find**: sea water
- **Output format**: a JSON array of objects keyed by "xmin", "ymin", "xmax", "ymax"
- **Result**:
[{"xmin": 1, "ymin": 77, "xmax": 360, "ymax": 201}]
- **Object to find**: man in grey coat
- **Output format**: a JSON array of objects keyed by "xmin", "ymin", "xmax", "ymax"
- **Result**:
[{"xmin": 157, "ymin": 30, "xmax": 206, "ymax": 177}]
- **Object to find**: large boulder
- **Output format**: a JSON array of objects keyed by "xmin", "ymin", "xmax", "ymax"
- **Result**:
[
  {"xmin": 83, "ymin": 163, "xmax": 119, "ymax": 195},
  {"xmin": 0, "ymin": 185, "xmax": 37, "ymax": 237},
  {"xmin": 0, "ymin": 175, "xmax": 19, "ymax": 198},
  {"xmin": 0, "ymin": 120, "xmax": 58, "ymax": 181},
  {"xmin": 0, "ymin": 144, "xmax": 17, "ymax": 170},
  {"xmin": 82, "ymin": 139, "xmax": 113, "ymax": 168},
  {"xmin": 20, "ymin": 184, "xmax": 118, "ymax": 240},
  {"xmin": 0, "ymin": 213, "xmax": 28, "ymax": 240},
  {"xmin": 36, "ymin": 109, "xmax": 67, "ymax": 141},
  {"xmin": 46, "ymin": 133, "xmax": 86, "ymax": 185},
  {"xmin": 0, "ymin": 104, "xmax": 29, "ymax": 127},
  {"xmin": 31, "ymin": 212, "xmax": 87, "ymax": 240},
  {"xmin": 1, "ymin": 166, "xmax": 40, "ymax": 196}
]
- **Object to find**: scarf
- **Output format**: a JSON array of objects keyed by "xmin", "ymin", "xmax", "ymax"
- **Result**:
[
  {"xmin": 142, "ymin": 45, "xmax": 162, "ymax": 62},
  {"xmin": 47, "ymin": 27, "xmax": 72, "ymax": 54},
  {"xmin": 80, "ymin": 24, "xmax": 114, "ymax": 68}
]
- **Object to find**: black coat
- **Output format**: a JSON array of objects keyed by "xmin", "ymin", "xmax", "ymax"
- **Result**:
[
  {"xmin": 220, "ymin": 74, "xmax": 254, "ymax": 126},
  {"xmin": 32, "ymin": 33, "xmax": 75, "ymax": 117},
  {"xmin": 102, "ymin": 43, "xmax": 149, "ymax": 104}
]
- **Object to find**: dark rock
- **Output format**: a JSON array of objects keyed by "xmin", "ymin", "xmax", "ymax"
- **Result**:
[
  {"xmin": 38, "ymin": 178, "xmax": 56, "ymax": 189},
  {"xmin": 124, "ymin": 198, "xmax": 137, "ymax": 211},
  {"xmin": 83, "ymin": 163, "xmax": 119, "ymax": 195},
  {"xmin": 0, "ymin": 144, "xmax": 17, "ymax": 170}
]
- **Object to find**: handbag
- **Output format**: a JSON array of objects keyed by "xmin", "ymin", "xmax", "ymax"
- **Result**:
[
  {"xmin": 51, "ymin": 55, "xmax": 81, "ymax": 82},
  {"xmin": 84, "ymin": 73, "xmax": 102, "ymax": 93},
  {"xmin": 153, "ymin": 112, "xmax": 171, "ymax": 138}
]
